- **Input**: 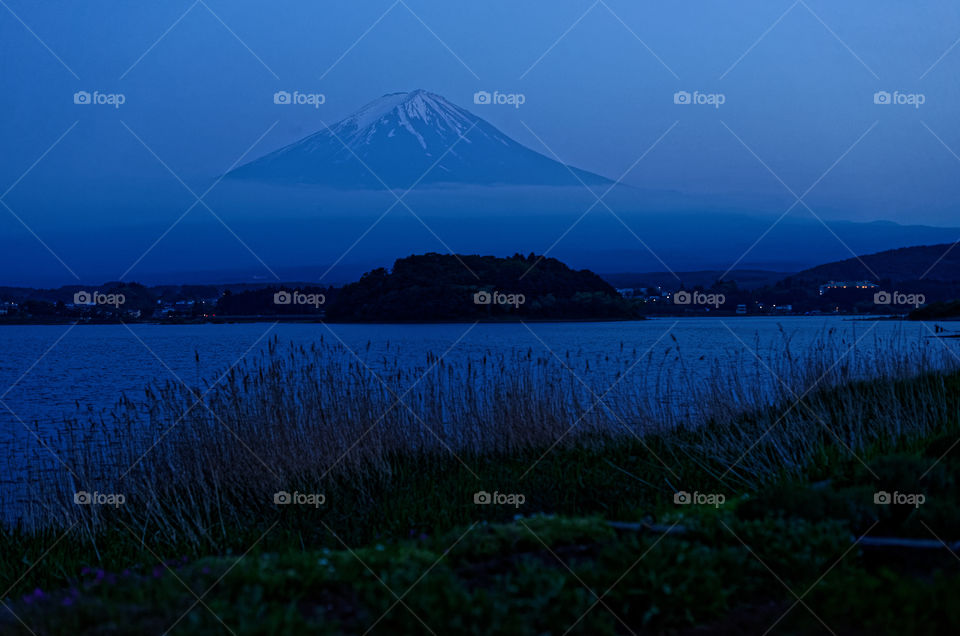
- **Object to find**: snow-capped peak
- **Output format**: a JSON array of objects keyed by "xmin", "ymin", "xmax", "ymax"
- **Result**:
[
  {"xmin": 228, "ymin": 90, "xmax": 613, "ymax": 188},
  {"xmin": 334, "ymin": 90, "xmax": 478, "ymax": 149}
]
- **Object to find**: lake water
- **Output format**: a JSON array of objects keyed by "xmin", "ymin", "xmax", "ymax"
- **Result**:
[
  {"xmin": 0, "ymin": 317, "xmax": 954, "ymax": 433},
  {"xmin": 0, "ymin": 317, "xmax": 956, "ymax": 521}
]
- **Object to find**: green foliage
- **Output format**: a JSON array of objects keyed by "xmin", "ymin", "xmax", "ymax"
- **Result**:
[
  {"xmin": 3, "ymin": 514, "xmax": 854, "ymax": 635},
  {"xmin": 325, "ymin": 252, "xmax": 639, "ymax": 321},
  {"xmin": 803, "ymin": 568, "xmax": 960, "ymax": 636}
]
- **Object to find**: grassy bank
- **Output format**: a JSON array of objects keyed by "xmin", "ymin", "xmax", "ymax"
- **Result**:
[
  {"xmin": 1, "ymin": 331, "xmax": 958, "ymax": 632},
  {"xmin": 6, "ymin": 415, "xmax": 960, "ymax": 633}
]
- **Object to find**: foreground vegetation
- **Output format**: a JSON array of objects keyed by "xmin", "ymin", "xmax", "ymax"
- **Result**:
[
  {"xmin": 2, "ymin": 331, "xmax": 960, "ymax": 633},
  {"xmin": 6, "ymin": 415, "xmax": 960, "ymax": 634}
]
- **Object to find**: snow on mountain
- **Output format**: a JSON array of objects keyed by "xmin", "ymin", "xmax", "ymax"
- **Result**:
[{"xmin": 228, "ymin": 90, "xmax": 612, "ymax": 189}]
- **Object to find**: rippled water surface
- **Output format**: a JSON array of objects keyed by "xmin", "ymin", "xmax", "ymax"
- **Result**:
[{"xmin": 0, "ymin": 317, "xmax": 951, "ymax": 433}]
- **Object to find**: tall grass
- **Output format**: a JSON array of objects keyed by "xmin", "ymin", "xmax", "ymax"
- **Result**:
[{"xmin": 6, "ymin": 324, "xmax": 960, "ymax": 553}]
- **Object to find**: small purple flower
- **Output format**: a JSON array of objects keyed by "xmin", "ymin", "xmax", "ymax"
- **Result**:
[
  {"xmin": 152, "ymin": 566, "xmax": 164, "ymax": 578},
  {"xmin": 23, "ymin": 588, "xmax": 44, "ymax": 604}
]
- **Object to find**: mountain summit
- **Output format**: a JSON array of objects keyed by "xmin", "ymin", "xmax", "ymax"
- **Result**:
[{"xmin": 228, "ymin": 90, "xmax": 612, "ymax": 189}]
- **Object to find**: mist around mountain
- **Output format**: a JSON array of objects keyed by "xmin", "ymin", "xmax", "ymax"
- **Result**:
[{"xmin": 5, "ymin": 177, "xmax": 958, "ymax": 288}]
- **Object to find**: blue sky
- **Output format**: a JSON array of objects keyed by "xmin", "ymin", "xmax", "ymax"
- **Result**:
[{"xmin": 1, "ymin": 0, "xmax": 959, "ymax": 283}]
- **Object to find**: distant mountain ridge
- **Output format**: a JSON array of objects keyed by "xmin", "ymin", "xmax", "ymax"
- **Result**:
[
  {"xmin": 228, "ymin": 90, "xmax": 613, "ymax": 189},
  {"xmin": 601, "ymin": 269, "xmax": 790, "ymax": 290},
  {"xmin": 793, "ymin": 243, "xmax": 960, "ymax": 283}
]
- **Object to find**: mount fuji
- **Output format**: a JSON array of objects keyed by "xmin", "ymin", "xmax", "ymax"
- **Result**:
[{"xmin": 227, "ymin": 89, "xmax": 614, "ymax": 189}]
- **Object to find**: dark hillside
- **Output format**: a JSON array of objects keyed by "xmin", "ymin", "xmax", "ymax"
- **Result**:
[{"xmin": 326, "ymin": 252, "xmax": 638, "ymax": 322}]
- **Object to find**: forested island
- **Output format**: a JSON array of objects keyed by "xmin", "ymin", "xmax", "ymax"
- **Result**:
[{"xmin": 324, "ymin": 252, "xmax": 637, "ymax": 321}]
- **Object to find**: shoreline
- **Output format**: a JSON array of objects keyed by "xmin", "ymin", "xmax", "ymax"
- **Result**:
[{"xmin": 0, "ymin": 314, "xmax": 925, "ymax": 326}]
